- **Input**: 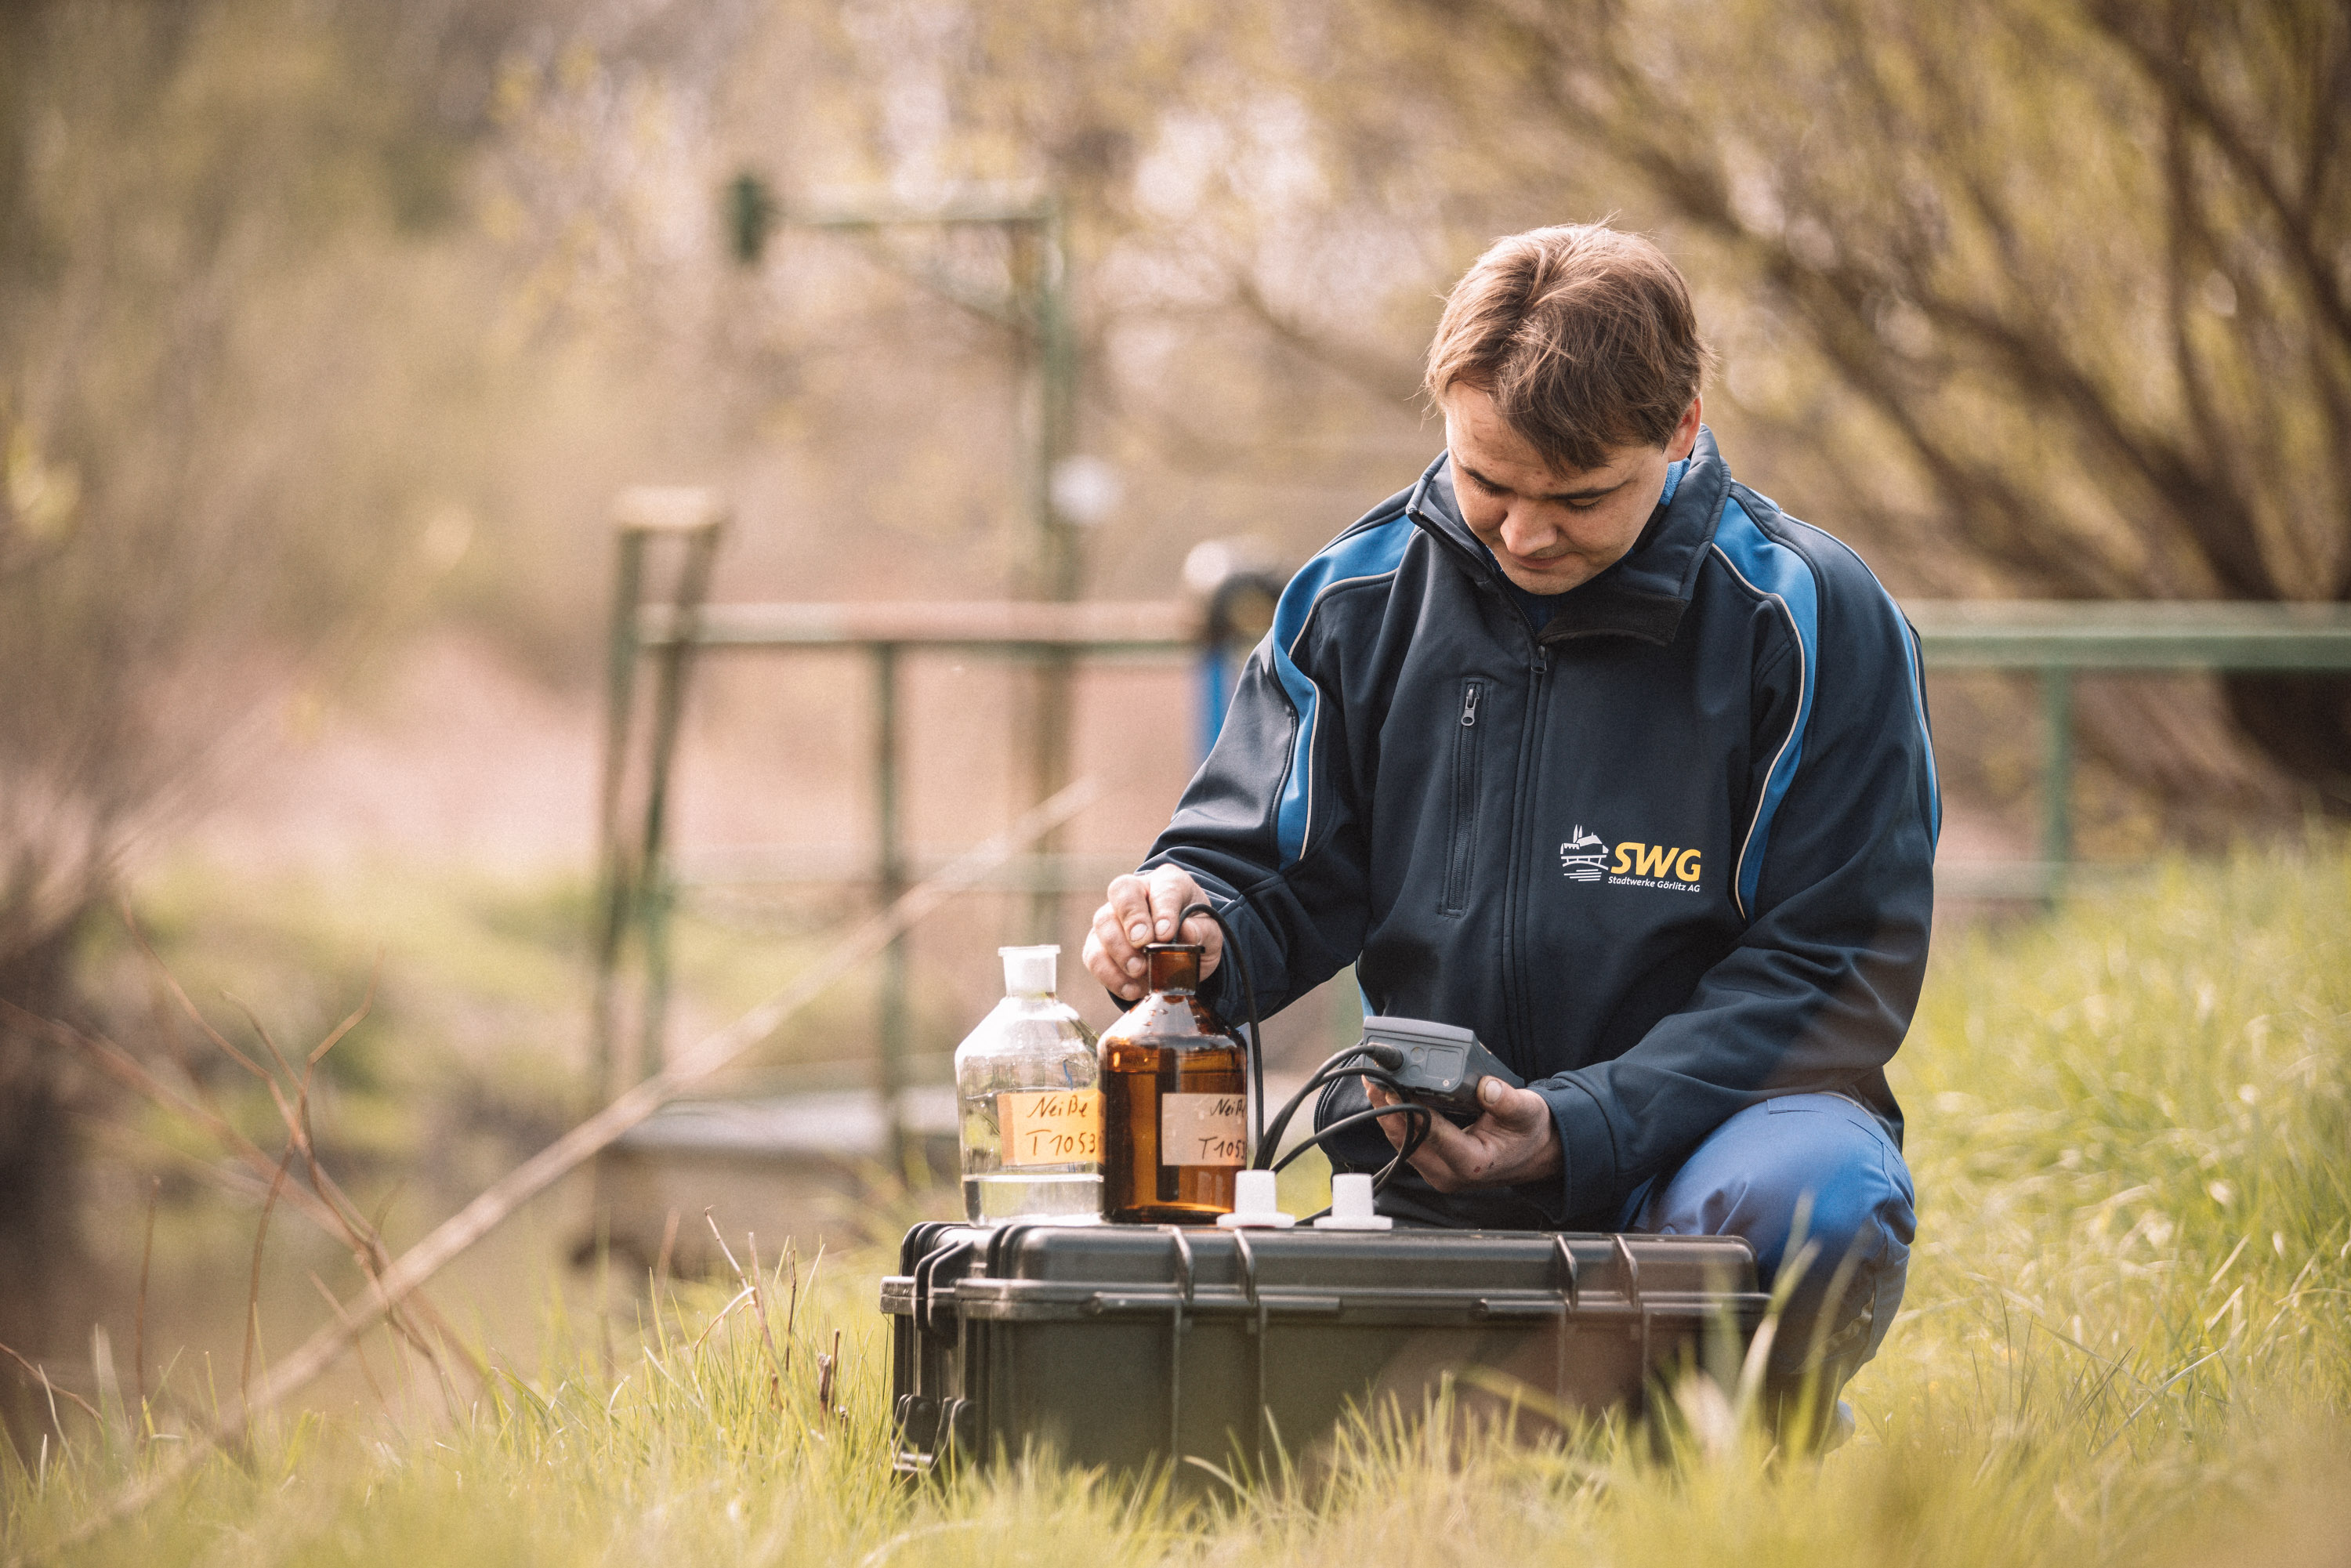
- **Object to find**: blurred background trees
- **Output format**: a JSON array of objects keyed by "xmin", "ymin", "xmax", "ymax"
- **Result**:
[
  {"xmin": 0, "ymin": 0, "xmax": 545, "ymax": 1347},
  {"xmin": 1346, "ymin": 0, "xmax": 2351, "ymax": 804},
  {"xmin": 0, "ymin": 0, "xmax": 2342, "ymax": 1357}
]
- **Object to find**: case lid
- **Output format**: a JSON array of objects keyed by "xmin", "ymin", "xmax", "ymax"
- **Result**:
[{"xmin": 881, "ymin": 1222, "xmax": 1766, "ymax": 1329}]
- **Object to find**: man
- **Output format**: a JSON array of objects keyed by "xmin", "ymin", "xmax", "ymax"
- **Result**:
[{"xmin": 1084, "ymin": 225, "xmax": 1936, "ymax": 1432}]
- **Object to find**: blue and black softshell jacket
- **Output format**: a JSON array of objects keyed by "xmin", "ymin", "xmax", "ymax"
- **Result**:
[{"xmin": 1143, "ymin": 429, "xmax": 1941, "ymax": 1230}]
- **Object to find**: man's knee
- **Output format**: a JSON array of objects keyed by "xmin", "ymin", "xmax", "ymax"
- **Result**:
[
  {"xmin": 1629, "ymin": 1094, "xmax": 1914, "ymax": 1370},
  {"xmin": 1636, "ymin": 1095, "xmax": 1909, "ymax": 1263},
  {"xmin": 1780, "ymin": 1153, "xmax": 1914, "ymax": 1294}
]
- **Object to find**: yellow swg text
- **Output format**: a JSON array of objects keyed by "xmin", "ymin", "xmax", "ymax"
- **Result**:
[{"xmin": 1610, "ymin": 842, "xmax": 1703, "ymax": 882}]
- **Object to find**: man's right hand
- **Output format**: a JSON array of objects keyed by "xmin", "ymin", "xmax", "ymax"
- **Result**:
[{"xmin": 1083, "ymin": 865, "xmax": 1222, "ymax": 1001}]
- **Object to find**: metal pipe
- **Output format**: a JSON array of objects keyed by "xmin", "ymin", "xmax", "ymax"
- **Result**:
[
  {"xmin": 589, "ymin": 529, "xmax": 648, "ymax": 1104},
  {"xmin": 875, "ymin": 642, "xmax": 909, "ymax": 1171},
  {"xmin": 634, "ymin": 525, "xmax": 721, "ymax": 1081},
  {"xmin": 2041, "ymin": 665, "xmax": 2074, "ymax": 900}
]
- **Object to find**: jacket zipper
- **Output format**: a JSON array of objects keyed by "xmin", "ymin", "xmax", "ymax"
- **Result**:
[
  {"xmin": 1440, "ymin": 680, "xmax": 1488, "ymax": 915},
  {"xmin": 1395, "ymin": 496, "xmax": 1559, "ymax": 1059},
  {"xmin": 1498, "ymin": 642, "xmax": 1549, "ymax": 1065}
]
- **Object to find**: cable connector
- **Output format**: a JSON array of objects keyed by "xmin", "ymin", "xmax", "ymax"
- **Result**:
[{"xmin": 1216, "ymin": 1169, "xmax": 1296, "ymax": 1229}]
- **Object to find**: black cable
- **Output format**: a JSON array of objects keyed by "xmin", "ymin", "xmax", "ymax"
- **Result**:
[
  {"xmin": 1270, "ymin": 1103, "xmax": 1433, "ymax": 1173},
  {"xmin": 1176, "ymin": 899, "xmax": 1264, "ymax": 1162},
  {"xmin": 1256, "ymin": 1042, "xmax": 1401, "ymax": 1167},
  {"xmin": 1249, "ymin": 1041, "xmax": 1434, "ymax": 1196}
]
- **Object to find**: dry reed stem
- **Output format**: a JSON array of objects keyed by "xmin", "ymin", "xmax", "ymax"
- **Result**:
[
  {"xmin": 130, "ymin": 935, "xmax": 478, "ymax": 1389},
  {"xmin": 0, "ymin": 1343, "xmax": 100, "ymax": 1425},
  {"xmin": 13, "ymin": 963, "xmax": 471, "ymax": 1395},
  {"xmin": 8, "ymin": 773, "xmax": 1104, "ymax": 1567},
  {"xmin": 135, "ymin": 1179, "xmax": 157, "ymax": 1414},
  {"xmin": 817, "ymin": 1327, "xmax": 842, "ymax": 1419},
  {"xmin": 305, "ymin": 1274, "xmax": 389, "ymax": 1407},
  {"xmin": 240, "ymin": 1141, "xmax": 297, "ymax": 1407},
  {"xmin": 745, "ymin": 1233, "xmax": 787, "ymax": 1398}
]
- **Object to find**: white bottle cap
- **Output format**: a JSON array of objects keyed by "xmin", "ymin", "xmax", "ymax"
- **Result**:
[
  {"xmin": 1216, "ymin": 1168, "xmax": 1296, "ymax": 1229},
  {"xmin": 998, "ymin": 944, "xmax": 1059, "ymax": 997},
  {"xmin": 1313, "ymin": 1171, "xmax": 1393, "ymax": 1230}
]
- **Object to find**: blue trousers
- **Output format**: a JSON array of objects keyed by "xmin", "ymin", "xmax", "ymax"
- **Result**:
[{"xmin": 1618, "ymin": 1093, "xmax": 1915, "ymax": 1392}]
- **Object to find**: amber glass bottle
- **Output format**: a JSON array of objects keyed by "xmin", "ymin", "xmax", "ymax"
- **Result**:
[{"xmin": 1098, "ymin": 943, "xmax": 1248, "ymax": 1223}]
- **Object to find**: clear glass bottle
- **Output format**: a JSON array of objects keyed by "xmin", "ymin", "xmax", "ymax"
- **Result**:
[
  {"xmin": 955, "ymin": 944, "xmax": 1103, "ymax": 1223},
  {"xmin": 1099, "ymin": 942, "xmax": 1248, "ymax": 1224}
]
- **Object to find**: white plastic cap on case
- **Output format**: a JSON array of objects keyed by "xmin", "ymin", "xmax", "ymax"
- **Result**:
[
  {"xmin": 1313, "ymin": 1172, "xmax": 1393, "ymax": 1230},
  {"xmin": 1216, "ymin": 1168, "xmax": 1297, "ymax": 1229},
  {"xmin": 998, "ymin": 944, "xmax": 1059, "ymax": 997}
]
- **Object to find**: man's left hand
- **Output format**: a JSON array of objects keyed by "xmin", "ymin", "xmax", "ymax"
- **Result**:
[{"xmin": 1367, "ymin": 1075, "xmax": 1563, "ymax": 1190}]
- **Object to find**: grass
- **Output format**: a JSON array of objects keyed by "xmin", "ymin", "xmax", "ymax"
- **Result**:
[{"xmin": 7, "ymin": 838, "xmax": 2350, "ymax": 1566}]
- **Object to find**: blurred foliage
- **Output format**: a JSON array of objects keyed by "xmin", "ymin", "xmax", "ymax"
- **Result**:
[
  {"xmin": 0, "ymin": 0, "xmax": 592, "ymax": 1346},
  {"xmin": 1, "ymin": 1, "xmax": 477, "ymax": 960},
  {"xmin": 86, "ymin": 853, "xmax": 925, "ymax": 1166}
]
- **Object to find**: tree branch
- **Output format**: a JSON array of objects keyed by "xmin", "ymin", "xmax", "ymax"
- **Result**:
[{"xmin": 2088, "ymin": 0, "xmax": 2351, "ymax": 350}]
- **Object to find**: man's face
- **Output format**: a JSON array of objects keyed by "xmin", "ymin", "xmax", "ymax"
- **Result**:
[{"xmin": 1439, "ymin": 384, "xmax": 1702, "ymax": 596}]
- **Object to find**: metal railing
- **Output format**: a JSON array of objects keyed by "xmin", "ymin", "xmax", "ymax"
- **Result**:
[
  {"xmin": 1907, "ymin": 601, "xmax": 2351, "ymax": 898},
  {"xmin": 592, "ymin": 556, "xmax": 2351, "ymax": 1139},
  {"xmin": 589, "ymin": 510, "xmax": 1208, "ymax": 1156}
]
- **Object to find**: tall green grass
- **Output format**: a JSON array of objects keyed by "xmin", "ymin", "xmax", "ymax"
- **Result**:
[{"xmin": 8, "ymin": 841, "xmax": 2349, "ymax": 1566}]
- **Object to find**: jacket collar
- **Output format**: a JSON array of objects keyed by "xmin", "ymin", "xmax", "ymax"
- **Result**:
[{"xmin": 1404, "ymin": 425, "xmax": 1732, "ymax": 646}]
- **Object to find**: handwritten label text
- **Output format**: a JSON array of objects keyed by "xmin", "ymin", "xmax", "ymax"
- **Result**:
[
  {"xmin": 1159, "ymin": 1092, "xmax": 1247, "ymax": 1168},
  {"xmin": 998, "ymin": 1088, "xmax": 1102, "ymax": 1167}
]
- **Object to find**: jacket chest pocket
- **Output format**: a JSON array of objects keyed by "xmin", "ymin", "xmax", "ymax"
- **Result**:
[{"xmin": 1440, "ymin": 679, "xmax": 1487, "ymax": 916}]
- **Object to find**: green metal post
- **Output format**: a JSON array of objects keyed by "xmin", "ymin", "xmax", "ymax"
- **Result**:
[
  {"xmin": 2041, "ymin": 665, "xmax": 2074, "ymax": 900},
  {"xmin": 736, "ymin": 186, "xmax": 1085, "ymax": 940},
  {"xmin": 874, "ymin": 642, "xmax": 910, "ymax": 1172},
  {"xmin": 589, "ymin": 529, "xmax": 648, "ymax": 1105},
  {"xmin": 632, "ymin": 521, "xmax": 723, "ymax": 1084}
]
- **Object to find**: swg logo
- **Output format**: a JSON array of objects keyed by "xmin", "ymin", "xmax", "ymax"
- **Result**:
[
  {"xmin": 1559, "ymin": 827, "xmax": 1704, "ymax": 892},
  {"xmin": 1611, "ymin": 842, "xmax": 1704, "ymax": 883}
]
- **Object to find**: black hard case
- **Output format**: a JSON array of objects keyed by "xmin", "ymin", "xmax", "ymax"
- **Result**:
[{"xmin": 882, "ymin": 1220, "xmax": 1766, "ymax": 1476}]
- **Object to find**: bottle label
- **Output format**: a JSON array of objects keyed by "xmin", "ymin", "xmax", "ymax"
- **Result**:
[
  {"xmin": 1159, "ymin": 1092, "xmax": 1247, "ymax": 1168},
  {"xmin": 998, "ymin": 1089, "xmax": 1103, "ymax": 1167}
]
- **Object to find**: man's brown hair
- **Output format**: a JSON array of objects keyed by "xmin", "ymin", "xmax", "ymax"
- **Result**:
[{"xmin": 1425, "ymin": 224, "xmax": 1712, "ymax": 474}]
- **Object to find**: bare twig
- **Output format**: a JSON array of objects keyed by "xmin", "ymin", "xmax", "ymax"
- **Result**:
[
  {"xmin": 10, "ymin": 1006, "xmax": 461, "ymax": 1390},
  {"xmin": 748, "ymin": 1233, "xmax": 784, "ymax": 1407},
  {"xmin": 252, "ymin": 968, "xmax": 482, "ymax": 1395},
  {"xmin": 42, "ymin": 934, "xmax": 476, "ymax": 1394},
  {"xmin": 0, "ymin": 1342, "xmax": 100, "ymax": 1424},
  {"xmin": 23, "ymin": 1004, "xmax": 331, "ymax": 1223},
  {"xmin": 114, "ymin": 899, "xmax": 271, "ymax": 1082},
  {"xmin": 240, "ymin": 1141, "xmax": 297, "ymax": 1407},
  {"xmin": 782, "ymin": 1244, "xmax": 799, "ymax": 1378},
  {"xmin": 306, "ymin": 1274, "xmax": 388, "ymax": 1407},
  {"xmin": 15, "ymin": 775, "xmax": 1103, "ymax": 1566},
  {"xmin": 816, "ymin": 1327, "xmax": 843, "ymax": 1419},
  {"xmin": 702, "ymin": 1209, "xmax": 747, "ymax": 1281},
  {"xmin": 686, "ymin": 1287, "xmax": 759, "ymax": 1355}
]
